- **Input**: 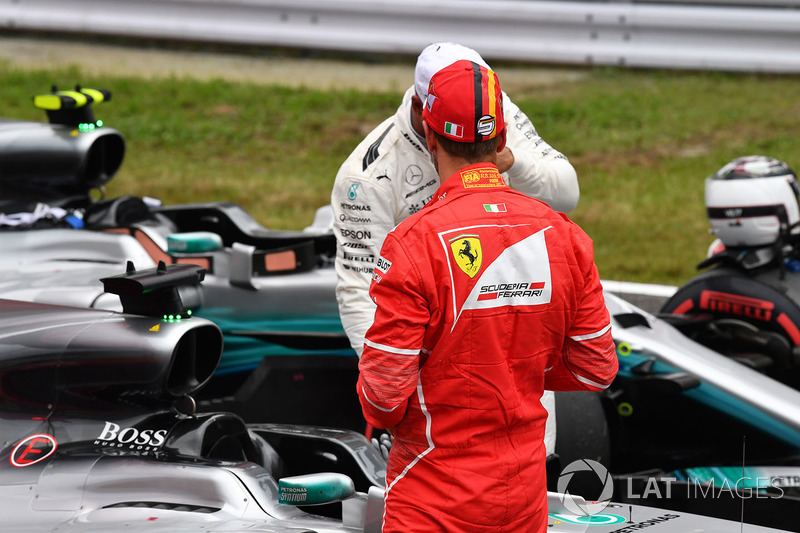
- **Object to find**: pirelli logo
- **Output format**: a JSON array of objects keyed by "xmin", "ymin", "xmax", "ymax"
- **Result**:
[
  {"xmin": 478, "ymin": 282, "xmax": 546, "ymax": 300},
  {"xmin": 699, "ymin": 290, "xmax": 774, "ymax": 321}
]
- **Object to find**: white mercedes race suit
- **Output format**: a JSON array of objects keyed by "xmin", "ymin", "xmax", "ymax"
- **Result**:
[{"xmin": 332, "ymin": 86, "xmax": 579, "ymax": 454}]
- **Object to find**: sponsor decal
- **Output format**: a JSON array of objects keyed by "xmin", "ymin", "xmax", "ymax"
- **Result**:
[
  {"xmin": 550, "ymin": 514, "xmax": 626, "ymax": 526},
  {"xmin": 405, "ymin": 179, "xmax": 437, "ymax": 199},
  {"xmin": 375, "ymin": 256, "xmax": 392, "ymax": 274},
  {"xmin": 94, "ymin": 421, "xmax": 167, "ymax": 452},
  {"xmin": 483, "ymin": 203, "xmax": 506, "ymax": 213},
  {"xmin": 404, "ymin": 164, "xmax": 424, "ymax": 186},
  {"xmin": 402, "ymin": 132, "xmax": 425, "ymax": 154},
  {"xmin": 339, "ymin": 214, "xmax": 371, "ymax": 223},
  {"xmin": 372, "ymin": 272, "xmax": 382, "ymax": 283},
  {"xmin": 459, "ymin": 167, "xmax": 506, "ymax": 189},
  {"xmin": 348, "ymin": 183, "xmax": 360, "ymax": 200},
  {"xmin": 408, "ymin": 196, "xmax": 435, "ymax": 216},
  {"xmin": 376, "ymin": 174, "xmax": 390, "ymax": 181},
  {"xmin": 340, "ymin": 203, "xmax": 371, "ymax": 212},
  {"xmin": 340, "ymin": 229, "xmax": 372, "ymax": 240},
  {"xmin": 342, "ymin": 264, "xmax": 373, "ymax": 273},
  {"xmin": 771, "ymin": 474, "xmax": 800, "ymax": 487},
  {"xmin": 11, "ymin": 434, "xmax": 58, "ymax": 467},
  {"xmin": 699, "ymin": 290, "xmax": 774, "ymax": 321},
  {"xmin": 280, "ymin": 486, "xmax": 308, "ymax": 503},
  {"xmin": 449, "ymin": 234, "xmax": 482, "ymax": 278},
  {"xmin": 478, "ymin": 282, "xmax": 545, "ymax": 301},
  {"xmin": 342, "ymin": 251, "xmax": 374, "ymax": 263},
  {"xmin": 609, "ymin": 514, "xmax": 680, "ymax": 533},
  {"xmin": 425, "ymin": 81, "xmax": 438, "ymax": 112},
  {"xmin": 342, "ymin": 242, "xmax": 370, "ymax": 249},
  {"xmin": 444, "ymin": 122, "xmax": 464, "ymax": 138},
  {"xmin": 477, "ymin": 114, "xmax": 496, "ymax": 137},
  {"xmin": 448, "ymin": 226, "xmax": 553, "ymax": 325}
]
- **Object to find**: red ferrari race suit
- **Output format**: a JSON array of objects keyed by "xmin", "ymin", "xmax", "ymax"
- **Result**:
[
  {"xmin": 358, "ymin": 163, "xmax": 617, "ymax": 532},
  {"xmin": 334, "ymin": 87, "xmax": 578, "ymax": 455}
]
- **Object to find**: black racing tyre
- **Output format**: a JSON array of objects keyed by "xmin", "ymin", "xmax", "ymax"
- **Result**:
[
  {"xmin": 661, "ymin": 268, "xmax": 800, "ymax": 349},
  {"xmin": 661, "ymin": 268, "xmax": 800, "ymax": 382},
  {"xmin": 553, "ymin": 391, "xmax": 611, "ymax": 467}
]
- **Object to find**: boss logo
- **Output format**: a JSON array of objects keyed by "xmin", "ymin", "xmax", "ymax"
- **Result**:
[{"xmin": 95, "ymin": 421, "xmax": 167, "ymax": 448}]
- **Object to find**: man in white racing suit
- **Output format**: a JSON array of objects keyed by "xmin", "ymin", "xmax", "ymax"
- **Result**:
[{"xmin": 331, "ymin": 43, "xmax": 579, "ymax": 455}]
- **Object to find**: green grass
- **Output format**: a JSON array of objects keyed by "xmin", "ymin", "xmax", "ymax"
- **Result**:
[{"xmin": 3, "ymin": 63, "xmax": 800, "ymax": 286}]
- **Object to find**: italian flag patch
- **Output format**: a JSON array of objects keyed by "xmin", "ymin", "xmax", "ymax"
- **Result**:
[
  {"xmin": 483, "ymin": 203, "xmax": 507, "ymax": 213},
  {"xmin": 444, "ymin": 122, "xmax": 464, "ymax": 138}
]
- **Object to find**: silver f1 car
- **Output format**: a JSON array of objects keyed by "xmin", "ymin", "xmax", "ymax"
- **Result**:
[
  {"xmin": 0, "ymin": 263, "xmax": 790, "ymax": 532},
  {"xmin": 2, "ymin": 87, "xmax": 800, "ymax": 530},
  {"xmin": 0, "ymin": 86, "xmax": 361, "ymax": 432}
]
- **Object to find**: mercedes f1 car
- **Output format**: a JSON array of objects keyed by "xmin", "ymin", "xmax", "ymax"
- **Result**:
[
  {"xmin": 2, "ymin": 87, "xmax": 800, "ymax": 530},
  {"xmin": 0, "ymin": 86, "xmax": 361, "ymax": 432},
  {"xmin": 1, "ymin": 262, "xmax": 792, "ymax": 532}
]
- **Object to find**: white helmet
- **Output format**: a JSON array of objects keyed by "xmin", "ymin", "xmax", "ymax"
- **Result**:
[{"xmin": 705, "ymin": 156, "xmax": 800, "ymax": 249}]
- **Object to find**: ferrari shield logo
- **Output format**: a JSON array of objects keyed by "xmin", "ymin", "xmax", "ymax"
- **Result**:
[{"xmin": 450, "ymin": 234, "xmax": 482, "ymax": 278}]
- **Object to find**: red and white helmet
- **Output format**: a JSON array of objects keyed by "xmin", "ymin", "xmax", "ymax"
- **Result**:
[{"xmin": 705, "ymin": 156, "xmax": 800, "ymax": 248}]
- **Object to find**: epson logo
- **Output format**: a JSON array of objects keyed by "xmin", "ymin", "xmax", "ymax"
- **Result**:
[
  {"xmin": 95, "ymin": 421, "xmax": 167, "ymax": 448},
  {"xmin": 341, "ymin": 229, "xmax": 372, "ymax": 240}
]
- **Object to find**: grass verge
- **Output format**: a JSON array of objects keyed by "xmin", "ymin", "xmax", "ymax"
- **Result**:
[{"xmin": 3, "ymin": 62, "xmax": 799, "ymax": 286}]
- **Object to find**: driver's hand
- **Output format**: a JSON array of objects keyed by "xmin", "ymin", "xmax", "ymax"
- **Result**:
[
  {"xmin": 496, "ymin": 147, "xmax": 515, "ymax": 174},
  {"xmin": 371, "ymin": 431, "xmax": 393, "ymax": 461}
]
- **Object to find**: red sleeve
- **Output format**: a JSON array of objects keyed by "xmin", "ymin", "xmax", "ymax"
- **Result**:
[
  {"xmin": 544, "ymin": 232, "xmax": 618, "ymax": 391},
  {"xmin": 357, "ymin": 233, "xmax": 430, "ymax": 429}
]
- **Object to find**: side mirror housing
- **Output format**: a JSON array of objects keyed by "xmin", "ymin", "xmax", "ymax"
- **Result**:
[{"xmin": 278, "ymin": 472, "xmax": 355, "ymax": 506}]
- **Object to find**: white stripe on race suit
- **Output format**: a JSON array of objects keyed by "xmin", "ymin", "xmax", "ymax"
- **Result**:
[
  {"xmin": 569, "ymin": 323, "xmax": 612, "ymax": 342},
  {"xmin": 386, "ymin": 373, "xmax": 434, "ymax": 493},
  {"xmin": 364, "ymin": 339, "xmax": 421, "ymax": 356},
  {"xmin": 577, "ymin": 374, "xmax": 609, "ymax": 389},
  {"xmin": 361, "ymin": 385, "xmax": 402, "ymax": 413}
]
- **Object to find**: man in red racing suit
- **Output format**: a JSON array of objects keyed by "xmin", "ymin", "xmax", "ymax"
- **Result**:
[{"xmin": 357, "ymin": 60, "xmax": 618, "ymax": 532}]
